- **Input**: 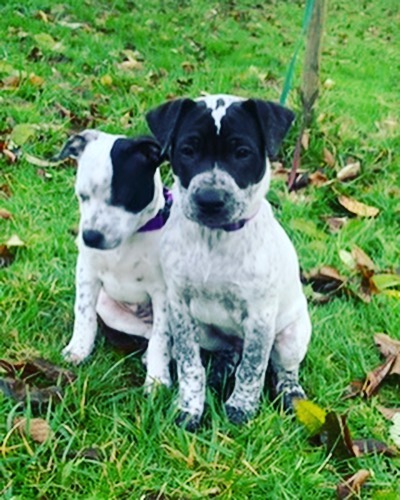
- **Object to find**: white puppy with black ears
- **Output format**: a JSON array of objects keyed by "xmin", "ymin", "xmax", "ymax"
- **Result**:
[
  {"xmin": 57, "ymin": 129, "xmax": 172, "ymax": 390},
  {"xmin": 147, "ymin": 94, "xmax": 312, "ymax": 430}
]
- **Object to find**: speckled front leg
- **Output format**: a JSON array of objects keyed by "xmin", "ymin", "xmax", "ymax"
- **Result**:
[
  {"xmin": 62, "ymin": 253, "xmax": 101, "ymax": 364},
  {"xmin": 170, "ymin": 298, "xmax": 206, "ymax": 432},
  {"xmin": 270, "ymin": 310, "xmax": 311, "ymax": 411},
  {"xmin": 225, "ymin": 317, "xmax": 275, "ymax": 425},
  {"xmin": 144, "ymin": 291, "xmax": 172, "ymax": 390}
]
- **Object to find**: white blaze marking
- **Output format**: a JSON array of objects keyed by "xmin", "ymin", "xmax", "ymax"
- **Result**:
[{"xmin": 196, "ymin": 94, "xmax": 245, "ymax": 134}]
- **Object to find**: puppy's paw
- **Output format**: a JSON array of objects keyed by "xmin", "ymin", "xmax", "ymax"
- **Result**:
[
  {"xmin": 225, "ymin": 404, "xmax": 252, "ymax": 425},
  {"xmin": 281, "ymin": 385, "xmax": 307, "ymax": 413},
  {"xmin": 62, "ymin": 344, "xmax": 91, "ymax": 365},
  {"xmin": 175, "ymin": 411, "xmax": 201, "ymax": 432}
]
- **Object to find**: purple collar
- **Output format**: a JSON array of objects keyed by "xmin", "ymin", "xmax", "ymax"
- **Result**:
[{"xmin": 138, "ymin": 188, "xmax": 173, "ymax": 232}]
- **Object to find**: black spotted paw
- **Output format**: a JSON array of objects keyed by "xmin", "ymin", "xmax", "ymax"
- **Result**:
[
  {"xmin": 175, "ymin": 411, "xmax": 201, "ymax": 432},
  {"xmin": 225, "ymin": 404, "xmax": 251, "ymax": 425},
  {"xmin": 281, "ymin": 386, "xmax": 307, "ymax": 413}
]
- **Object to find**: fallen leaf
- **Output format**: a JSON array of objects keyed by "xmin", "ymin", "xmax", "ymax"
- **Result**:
[
  {"xmin": 58, "ymin": 21, "xmax": 90, "ymax": 30},
  {"xmin": 324, "ymin": 216, "xmax": 348, "ymax": 233},
  {"xmin": 389, "ymin": 414, "xmax": 400, "ymax": 448},
  {"xmin": 361, "ymin": 355, "xmax": 396, "ymax": 397},
  {"xmin": 374, "ymin": 333, "xmax": 400, "ymax": 358},
  {"xmin": 337, "ymin": 162, "xmax": 361, "ymax": 182},
  {"xmin": 0, "ymin": 358, "xmax": 76, "ymax": 385},
  {"xmin": 339, "ymin": 249, "xmax": 356, "ymax": 269},
  {"xmin": 24, "ymin": 153, "xmax": 62, "ymax": 168},
  {"xmin": 336, "ymin": 470, "xmax": 371, "ymax": 499},
  {"xmin": 291, "ymin": 219, "xmax": 328, "ymax": 241},
  {"xmin": 10, "ymin": 124, "xmax": 38, "ymax": 146},
  {"xmin": 323, "ymin": 148, "xmax": 336, "ymax": 167},
  {"xmin": 182, "ymin": 61, "xmax": 195, "ymax": 73},
  {"xmin": 309, "ymin": 170, "xmax": 329, "ymax": 187},
  {"xmin": 33, "ymin": 33, "xmax": 65, "ymax": 53},
  {"xmin": 374, "ymin": 333, "xmax": 400, "ymax": 375},
  {"xmin": 14, "ymin": 417, "xmax": 52, "ymax": 443},
  {"xmin": 304, "ymin": 266, "xmax": 346, "ymax": 294},
  {"xmin": 100, "ymin": 74, "xmax": 113, "ymax": 86},
  {"xmin": 301, "ymin": 129, "xmax": 310, "ymax": 150},
  {"xmin": 0, "ymin": 358, "xmax": 76, "ymax": 409},
  {"xmin": 1, "ymin": 74, "xmax": 21, "ymax": 89},
  {"xmin": 34, "ymin": 10, "xmax": 50, "ymax": 23},
  {"xmin": 352, "ymin": 438, "xmax": 397, "ymax": 457},
  {"xmin": 5, "ymin": 234, "xmax": 25, "ymax": 247},
  {"xmin": 377, "ymin": 406, "xmax": 400, "ymax": 421},
  {"xmin": 322, "ymin": 412, "xmax": 356, "ymax": 460},
  {"xmin": 0, "ymin": 208, "xmax": 12, "ymax": 220},
  {"xmin": 351, "ymin": 246, "xmax": 375, "ymax": 273},
  {"xmin": 0, "ymin": 184, "xmax": 12, "ymax": 197},
  {"xmin": 293, "ymin": 399, "xmax": 327, "ymax": 436},
  {"xmin": 342, "ymin": 380, "xmax": 364, "ymax": 400},
  {"xmin": 0, "ymin": 378, "xmax": 62, "ymax": 406},
  {"xmin": 338, "ymin": 195, "xmax": 379, "ymax": 217},
  {"xmin": 0, "ymin": 245, "xmax": 14, "ymax": 268},
  {"xmin": 372, "ymin": 274, "xmax": 400, "ymax": 291},
  {"xmin": 28, "ymin": 73, "xmax": 44, "ymax": 86}
]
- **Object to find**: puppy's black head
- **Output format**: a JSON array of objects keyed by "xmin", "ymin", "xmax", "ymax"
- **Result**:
[
  {"xmin": 110, "ymin": 136, "xmax": 162, "ymax": 213},
  {"xmin": 146, "ymin": 97, "xmax": 294, "ymax": 190}
]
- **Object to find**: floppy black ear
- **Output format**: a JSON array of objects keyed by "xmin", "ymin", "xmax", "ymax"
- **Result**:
[
  {"xmin": 133, "ymin": 137, "xmax": 162, "ymax": 165},
  {"xmin": 55, "ymin": 129, "xmax": 99, "ymax": 160},
  {"xmin": 242, "ymin": 100, "xmax": 295, "ymax": 158},
  {"xmin": 146, "ymin": 99, "xmax": 196, "ymax": 156}
]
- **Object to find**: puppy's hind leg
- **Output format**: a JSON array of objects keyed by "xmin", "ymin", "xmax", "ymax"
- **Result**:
[{"xmin": 270, "ymin": 309, "xmax": 312, "ymax": 411}]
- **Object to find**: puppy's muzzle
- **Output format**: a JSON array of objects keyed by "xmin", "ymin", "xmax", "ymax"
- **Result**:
[{"xmin": 82, "ymin": 229, "xmax": 106, "ymax": 249}]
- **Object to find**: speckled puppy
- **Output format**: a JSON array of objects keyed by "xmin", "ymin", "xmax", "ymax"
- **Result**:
[
  {"xmin": 57, "ymin": 130, "xmax": 172, "ymax": 390},
  {"xmin": 146, "ymin": 95, "xmax": 312, "ymax": 429}
]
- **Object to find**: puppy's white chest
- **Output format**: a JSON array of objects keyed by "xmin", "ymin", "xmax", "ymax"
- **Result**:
[{"xmin": 86, "ymin": 240, "xmax": 158, "ymax": 303}]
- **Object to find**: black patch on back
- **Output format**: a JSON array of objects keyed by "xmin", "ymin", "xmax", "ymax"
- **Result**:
[
  {"xmin": 216, "ymin": 98, "xmax": 225, "ymax": 108},
  {"xmin": 110, "ymin": 137, "xmax": 162, "ymax": 213}
]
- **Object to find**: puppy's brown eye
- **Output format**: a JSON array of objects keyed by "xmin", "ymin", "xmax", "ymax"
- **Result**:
[
  {"xmin": 235, "ymin": 147, "xmax": 251, "ymax": 159},
  {"xmin": 180, "ymin": 145, "xmax": 195, "ymax": 157},
  {"xmin": 79, "ymin": 194, "xmax": 90, "ymax": 202}
]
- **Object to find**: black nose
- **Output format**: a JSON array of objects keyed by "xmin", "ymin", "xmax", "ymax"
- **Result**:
[
  {"xmin": 194, "ymin": 189, "xmax": 226, "ymax": 214},
  {"xmin": 82, "ymin": 230, "xmax": 105, "ymax": 249}
]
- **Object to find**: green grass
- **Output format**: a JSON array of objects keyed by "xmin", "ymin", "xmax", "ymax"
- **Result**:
[{"xmin": 1, "ymin": 0, "xmax": 400, "ymax": 497}]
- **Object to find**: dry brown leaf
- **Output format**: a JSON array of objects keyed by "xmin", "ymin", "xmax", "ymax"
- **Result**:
[
  {"xmin": 342, "ymin": 380, "xmax": 364, "ymax": 400},
  {"xmin": 377, "ymin": 406, "xmax": 400, "ymax": 421},
  {"xmin": 309, "ymin": 171, "xmax": 329, "ymax": 187},
  {"xmin": 352, "ymin": 438, "xmax": 397, "ymax": 457},
  {"xmin": 336, "ymin": 470, "xmax": 371, "ymax": 499},
  {"xmin": 374, "ymin": 333, "xmax": 400, "ymax": 358},
  {"xmin": 351, "ymin": 246, "xmax": 375, "ymax": 273},
  {"xmin": 14, "ymin": 417, "xmax": 52, "ymax": 443},
  {"xmin": 337, "ymin": 162, "xmax": 361, "ymax": 182},
  {"xmin": 28, "ymin": 73, "xmax": 44, "ymax": 86},
  {"xmin": 0, "ymin": 184, "xmax": 12, "ymax": 197},
  {"xmin": 323, "ymin": 148, "xmax": 336, "ymax": 167},
  {"xmin": 0, "ymin": 245, "xmax": 14, "ymax": 268},
  {"xmin": 301, "ymin": 130, "xmax": 310, "ymax": 150},
  {"xmin": 338, "ymin": 195, "xmax": 379, "ymax": 217},
  {"xmin": 374, "ymin": 333, "xmax": 400, "ymax": 375},
  {"xmin": 0, "ymin": 208, "xmax": 12, "ymax": 220},
  {"xmin": 304, "ymin": 266, "xmax": 346, "ymax": 295},
  {"xmin": 362, "ymin": 355, "xmax": 396, "ymax": 397},
  {"xmin": 324, "ymin": 216, "xmax": 348, "ymax": 233}
]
